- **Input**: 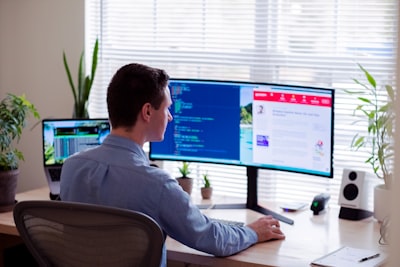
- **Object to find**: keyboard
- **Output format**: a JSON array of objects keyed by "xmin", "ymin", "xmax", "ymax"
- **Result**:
[{"xmin": 210, "ymin": 217, "xmax": 245, "ymax": 227}]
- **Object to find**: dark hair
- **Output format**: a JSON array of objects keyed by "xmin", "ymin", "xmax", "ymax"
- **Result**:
[{"xmin": 107, "ymin": 63, "xmax": 170, "ymax": 128}]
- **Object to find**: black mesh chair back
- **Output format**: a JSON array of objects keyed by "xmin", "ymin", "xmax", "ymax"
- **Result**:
[{"xmin": 13, "ymin": 200, "xmax": 164, "ymax": 267}]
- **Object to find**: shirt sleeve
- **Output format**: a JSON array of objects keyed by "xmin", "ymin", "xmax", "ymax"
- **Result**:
[{"xmin": 157, "ymin": 178, "xmax": 258, "ymax": 257}]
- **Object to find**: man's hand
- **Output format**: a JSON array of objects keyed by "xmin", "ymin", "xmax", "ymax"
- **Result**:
[{"xmin": 247, "ymin": 215, "xmax": 285, "ymax": 242}]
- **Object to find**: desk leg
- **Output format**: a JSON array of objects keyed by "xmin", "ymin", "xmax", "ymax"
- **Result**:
[{"xmin": 0, "ymin": 234, "xmax": 23, "ymax": 267}]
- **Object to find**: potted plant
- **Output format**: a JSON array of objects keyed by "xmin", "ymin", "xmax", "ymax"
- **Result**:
[
  {"xmin": 176, "ymin": 162, "xmax": 193, "ymax": 195},
  {"xmin": 201, "ymin": 172, "xmax": 213, "ymax": 199},
  {"xmin": 346, "ymin": 63, "xmax": 394, "ymax": 221},
  {"xmin": 63, "ymin": 38, "xmax": 99, "ymax": 118},
  {"xmin": 0, "ymin": 94, "xmax": 40, "ymax": 212}
]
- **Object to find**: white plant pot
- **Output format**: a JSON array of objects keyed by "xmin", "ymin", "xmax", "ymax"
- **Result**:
[{"xmin": 374, "ymin": 184, "xmax": 391, "ymax": 222}]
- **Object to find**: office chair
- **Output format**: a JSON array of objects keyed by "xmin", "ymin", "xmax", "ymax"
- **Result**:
[{"xmin": 13, "ymin": 200, "xmax": 164, "ymax": 267}]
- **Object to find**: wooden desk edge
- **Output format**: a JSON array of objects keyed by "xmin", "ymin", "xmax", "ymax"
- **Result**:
[{"xmin": 0, "ymin": 224, "xmax": 19, "ymax": 236}]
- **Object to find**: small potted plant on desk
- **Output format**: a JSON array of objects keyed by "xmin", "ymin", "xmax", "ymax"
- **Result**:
[
  {"xmin": 0, "ymin": 94, "xmax": 40, "ymax": 212},
  {"xmin": 346, "ymin": 63, "xmax": 394, "ymax": 222},
  {"xmin": 176, "ymin": 162, "xmax": 193, "ymax": 195},
  {"xmin": 201, "ymin": 173, "xmax": 213, "ymax": 199}
]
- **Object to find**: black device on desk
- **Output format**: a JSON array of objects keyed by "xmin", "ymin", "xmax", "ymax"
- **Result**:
[{"xmin": 310, "ymin": 193, "xmax": 330, "ymax": 215}]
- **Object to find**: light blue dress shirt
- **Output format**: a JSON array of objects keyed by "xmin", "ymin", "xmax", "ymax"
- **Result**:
[{"xmin": 60, "ymin": 134, "xmax": 258, "ymax": 267}]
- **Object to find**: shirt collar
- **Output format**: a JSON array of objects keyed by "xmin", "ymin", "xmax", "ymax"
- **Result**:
[{"xmin": 102, "ymin": 134, "xmax": 149, "ymax": 164}]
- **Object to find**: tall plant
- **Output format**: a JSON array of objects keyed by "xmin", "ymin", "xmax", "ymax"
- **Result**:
[
  {"xmin": 346, "ymin": 64, "xmax": 395, "ymax": 188},
  {"xmin": 63, "ymin": 38, "xmax": 99, "ymax": 118}
]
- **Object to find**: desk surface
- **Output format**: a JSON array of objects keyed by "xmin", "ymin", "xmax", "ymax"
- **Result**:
[{"xmin": 0, "ymin": 187, "xmax": 387, "ymax": 267}]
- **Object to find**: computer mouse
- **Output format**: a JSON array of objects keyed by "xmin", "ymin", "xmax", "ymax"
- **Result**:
[{"xmin": 310, "ymin": 193, "xmax": 330, "ymax": 215}]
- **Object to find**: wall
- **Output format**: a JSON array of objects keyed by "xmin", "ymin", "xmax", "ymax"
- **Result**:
[{"xmin": 0, "ymin": 0, "xmax": 84, "ymax": 192}]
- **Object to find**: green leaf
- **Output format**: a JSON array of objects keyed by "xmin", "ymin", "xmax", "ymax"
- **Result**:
[
  {"xmin": 63, "ymin": 52, "xmax": 77, "ymax": 103},
  {"xmin": 78, "ymin": 51, "xmax": 85, "ymax": 104},
  {"xmin": 357, "ymin": 97, "xmax": 373, "ymax": 105},
  {"xmin": 353, "ymin": 136, "xmax": 365, "ymax": 148},
  {"xmin": 386, "ymin": 85, "xmax": 395, "ymax": 101},
  {"xmin": 358, "ymin": 63, "xmax": 377, "ymax": 88},
  {"xmin": 89, "ymin": 38, "xmax": 99, "ymax": 89}
]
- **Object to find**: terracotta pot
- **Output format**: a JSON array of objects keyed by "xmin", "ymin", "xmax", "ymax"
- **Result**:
[
  {"xmin": 176, "ymin": 177, "xmax": 193, "ymax": 195},
  {"xmin": 201, "ymin": 187, "xmax": 213, "ymax": 199},
  {"xmin": 374, "ymin": 184, "xmax": 391, "ymax": 222},
  {"xmin": 0, "ymin": 169, "xmax": 19, "ymax": 212}
]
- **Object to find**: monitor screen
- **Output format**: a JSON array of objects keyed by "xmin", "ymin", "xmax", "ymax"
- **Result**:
[
  {"xmin": 150, "ymin": 79, "xmax": 334, "ymax": 178},
  {"xmin": 42, "ymin": 118, "xmax": 111, "ymax": 167}
]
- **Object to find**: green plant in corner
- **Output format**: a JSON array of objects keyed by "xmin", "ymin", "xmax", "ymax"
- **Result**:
[
  {"xmin": 63, "ymin": 38, "xmax": 99, "ymax": 118},
  {"xmin": 0, "ymin": 94, "xmax": 40, "ymax": 171},
  {"xmin": 345, "ymin": 63, "xmax": 395, "ymax": 188}
]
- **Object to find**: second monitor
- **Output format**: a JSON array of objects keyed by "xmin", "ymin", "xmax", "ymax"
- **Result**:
[{"xmin": 150, "ymin": 79, "xmax": 335, "ymax": 224}]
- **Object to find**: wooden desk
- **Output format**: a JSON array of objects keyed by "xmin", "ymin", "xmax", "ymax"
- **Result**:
[{"xmin": 0, "ymin": 187, "xmax": 387, "ymax": 267}]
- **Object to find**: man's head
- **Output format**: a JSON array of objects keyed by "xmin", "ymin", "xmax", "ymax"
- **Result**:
[{"xmin": 107, "ymin": 63, "xmax": 170, "ymax": 129}]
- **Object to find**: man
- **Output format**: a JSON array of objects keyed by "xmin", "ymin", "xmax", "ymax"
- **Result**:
[{"xmin": 60, "ymin": 63, "xmax": 285, "ymax": 267}]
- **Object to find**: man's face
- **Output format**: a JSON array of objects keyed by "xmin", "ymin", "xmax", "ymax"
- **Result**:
[{"xmin": 148, "ymin": 86, "xmax": 173, "ymax": 142}]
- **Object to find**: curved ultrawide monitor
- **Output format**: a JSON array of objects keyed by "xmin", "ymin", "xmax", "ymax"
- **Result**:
[{"xmin": 150, "ymin": 79, "xmax": 334, "ymax": 178}]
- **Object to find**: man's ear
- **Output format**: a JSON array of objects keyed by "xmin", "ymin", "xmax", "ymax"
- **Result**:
[{"xmin": 142, "ymin": 103, "xmax": 152, "ymax": 122}]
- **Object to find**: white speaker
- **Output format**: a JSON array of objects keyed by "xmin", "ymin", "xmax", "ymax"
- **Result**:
[{"xmin": 338, "ymin": 169, "xmax": 373, "ymax": 220}]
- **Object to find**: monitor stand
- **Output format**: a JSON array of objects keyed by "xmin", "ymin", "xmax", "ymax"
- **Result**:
[{"xmin": 198, "ymin": 166, "xmax": 294, "ymax": 225}]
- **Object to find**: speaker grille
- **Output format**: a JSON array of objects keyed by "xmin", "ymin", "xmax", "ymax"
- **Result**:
[{"xmin": 343, "ymin": 184, "xmax": 358, "ymax": 200}]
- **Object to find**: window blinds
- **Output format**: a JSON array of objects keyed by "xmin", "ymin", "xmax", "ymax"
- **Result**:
[{"xmin": 86, "ymin": 0, "xmax": 398, "ymax": 209}]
